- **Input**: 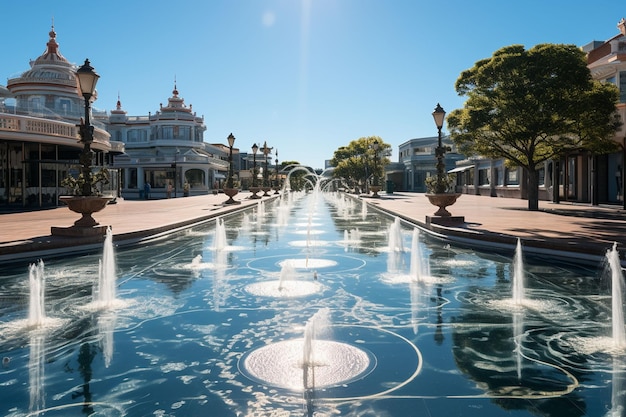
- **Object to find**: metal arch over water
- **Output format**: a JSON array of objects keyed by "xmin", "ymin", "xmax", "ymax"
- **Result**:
[{"xmin": 0, "ymin": 190, "xmax": 625, "ymax": 416}]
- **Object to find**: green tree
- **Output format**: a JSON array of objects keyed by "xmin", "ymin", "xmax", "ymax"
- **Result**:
[
  {"xmin": 447, "ymin": 43, "xmax": 621, "ymax": 211},
  {"xmin": 330, "ymin": 136, "xmax": 391, "ymax": 192}
]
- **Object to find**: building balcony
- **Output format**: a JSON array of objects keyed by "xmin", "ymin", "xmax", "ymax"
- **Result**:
[{"xmin": 0, "ymin": 112, "xmax": 111, "ymax": 151}]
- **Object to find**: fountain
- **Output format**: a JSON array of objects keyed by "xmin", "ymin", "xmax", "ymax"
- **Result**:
[
  {"xmin": 607, "ymin": 242, "xmax": 626, "ymax": 347},
  {"xmin": 240, "ymin": 307, "xmax": 373, "ymax": 391},
  {"xmin": 94, "ymin": 227, "xmax": 117, "ymax": 308},
  {"xmin": 361, "ymin": 199, "xmax": 368, "ymax": 220},
  {"xmin": 409, "ymin": 228, "xmax": 431, "ymax": 282},
  {"xmin": 278, "ymin": 261, "xmax": 296, "ymax": 291},
  {"xmin": 302, "ymin": 308, "xmax": 330, "ymax": 390},
  {"xmin": 213, "ymin": 217, "xmax": 227, "ymax": 251},
  {"xmin": 28, "ymin": 260, "xmax": 46, "ymax": 328},
  {"xmin": 512, "ymin": 238, "xmax": 525, "ymax": 305},
  {"xmin": 2, "ymin": 188, "xmax": 624, "ymax": 416},
  {"xmin": 387, "ymin": 217, "xmax": 405, "ymax": 273}
]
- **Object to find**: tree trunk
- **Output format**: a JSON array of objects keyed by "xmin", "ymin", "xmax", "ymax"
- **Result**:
[{"xmin": 526, "ymin": 167, "xmax": 539, "ymax": 211}]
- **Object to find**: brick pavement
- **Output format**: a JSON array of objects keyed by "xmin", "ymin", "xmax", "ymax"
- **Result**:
[{"xmin": 1, "ymin": 191, "xmax": 625, "ymax": 266}]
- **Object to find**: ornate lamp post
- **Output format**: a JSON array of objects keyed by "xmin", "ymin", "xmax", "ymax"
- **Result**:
[
  {"xmin": 274, "ymin": 148, "xmax": 280, "ymax": 194},
  {"xmin": 262, "ymin": 141, "xmax": 271, "ymax": 196},
  {"xmin": 250, "ymin": 143, "xmax": 261, "ymax": 199},
  {"xmin": 76, "ymin": 59, "xmax": 100, "ymax": 196},
  {"xmin": 425, "ymin": 103, "xmax": 462, "ymax": 221},
  {"xmin": 54, "ymin": 59, "xmax": 111, "ymax": 236},
  {"xmin": 432, "ymin": 103, "xmax": 447, "ymax": 194},
  {"xmin": 223, "ymin": 133, "xmax": 240, "ymax": 204}
]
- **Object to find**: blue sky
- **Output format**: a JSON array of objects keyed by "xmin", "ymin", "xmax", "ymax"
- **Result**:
[{"xmin": 2, "ymin": 1, "xmax": 623, "ymax": 168}]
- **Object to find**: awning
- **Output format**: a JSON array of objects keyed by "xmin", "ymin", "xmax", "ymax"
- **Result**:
[{"xmin": 448, "ymin": 165, "xmax": 474, "ymax": 173}]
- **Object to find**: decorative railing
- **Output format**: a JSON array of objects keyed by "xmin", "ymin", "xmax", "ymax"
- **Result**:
[{"xmin": 0, "ymin": 113, "xmax": 110, "ymax": 148}]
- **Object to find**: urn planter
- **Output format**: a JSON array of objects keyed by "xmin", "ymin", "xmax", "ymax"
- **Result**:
[
  {"xmin": 249, "ymin": 186, "xmax": 262, "ymax": 199},
  {"xmin": 425, "ymin": 193, "xmax": 461, "ymax": 217},
  {"xmin": 223, "ymin": 187, "xmax": 240, "ymax": 204},
  {"xmin": 370, "ymin": 185, "xmax": 382, "ymax": 198},
  {"xmin": 51, "ymin": 196, "xmax": 112, "ymax": 237}
]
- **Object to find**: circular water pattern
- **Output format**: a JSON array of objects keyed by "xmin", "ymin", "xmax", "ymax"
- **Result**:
[
  {"xmin": 245, "ymin": 280, "xmax": 323, "ymax": 298},
  {"xmin": 240, "ymin": 339, "xmax": 373, "ymax": 390}
]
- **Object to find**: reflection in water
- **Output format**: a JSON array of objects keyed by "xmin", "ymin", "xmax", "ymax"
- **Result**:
[
  {"xmin": 434, "ymin": 286, "xmax": 444, "ymax": 345},
  {"xmin": 610, "ymin": 357, "xmax": 626, "ymax": 417},
  {"xmin": 28, "ymin": 331, "xmax": 45, "ymax": 413},
  {"xmin": 98, "ymin": 311, "xmax": 117, "ymax": 368},
  {"xmin": 70, "ymin": 341, "xmax": 98, "ymax": 415}
]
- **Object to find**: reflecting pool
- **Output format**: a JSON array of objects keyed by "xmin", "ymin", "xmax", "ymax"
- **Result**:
[{"xmin": 0, "ymin": 191, "xmax": 623, "ymax": 416}]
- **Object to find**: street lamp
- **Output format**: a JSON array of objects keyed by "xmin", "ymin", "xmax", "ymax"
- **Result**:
[
  {"xmin": 53, "ymin": 59, "xmax": 110, "ymax": 236},
  {"xmin": 227, "ymin": 133, "xmax": 235, "ymax": 188},
  {"xmin": 252, "ymin": 143, "xmax": 259, "ymax": 187},
  {"xmin": 432, "ymin": 103, "xmax": 447, "ymax": 194},
  {"xmin": 262, "ymin": 141, "xmax": 271, "ymax": 196},
  {"xmin": 76, "ymin": 59, "xmax": 100, "ymax": 196},
  {"xmin": 223, "ymin": 133, "xmax": 240, "ymax": 204},
  {"xmin": 274, "ymin": 148, "xmax": 280, "ymax": 194},
  {"xmin": 250, "ymin": 143, "xmax": 261, "ymax": 199},
  {"xmin": 424, "ymin": 102, "xmax": 461, "ymax": 221}
]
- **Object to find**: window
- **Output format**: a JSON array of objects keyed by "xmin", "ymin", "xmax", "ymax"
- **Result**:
[
  {"xmin": 478, "ymin": 168, "xmax": 490, "ymax": 186},
  {"xmin": 620, "ymin": 72, "xmax": 626, "ymax": 103},
  {"xmin": 507, "ymin": 168, "xmax": 519, "ymax": 185}
]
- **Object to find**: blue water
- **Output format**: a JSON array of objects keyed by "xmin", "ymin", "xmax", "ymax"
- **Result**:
[{"xmin": 0, "ymin": 192, "xmax": 622, "ymax": 416}]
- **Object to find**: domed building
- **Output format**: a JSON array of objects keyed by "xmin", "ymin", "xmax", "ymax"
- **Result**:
[
  {"xmin": 0, "ymin": 26, "xmax": 122, "ymax": 209},
  {"xmin": 108, "ymin": 85, "xmax": 230, "ymax": 199}
]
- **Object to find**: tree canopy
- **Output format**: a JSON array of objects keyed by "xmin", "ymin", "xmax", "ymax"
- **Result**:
[
  {"xmin": 447, "ymin": 43, "xmax": 621, "ymax": 210},
  {"xmin": 330, "ymin": 136, "xmax": 391, "ymax": 192}
]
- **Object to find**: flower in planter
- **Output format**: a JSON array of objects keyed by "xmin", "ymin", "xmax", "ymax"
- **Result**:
[
  {"xmin": 425, "ymin": 173, "xmax": 456, "ymax": 194},
  {"xmin": 61, "ymin": 168, "xmax": 110, "ymax": 196}
]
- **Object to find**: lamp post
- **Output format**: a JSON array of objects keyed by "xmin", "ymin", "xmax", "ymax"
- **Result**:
[
  {"xmin": 223, "ymin": 133, "xmax": 240, "ymax": 204},
  {"xmin": 250, "ymin": 143, "xmax": 261, "ymax": 199},
  {"xmin": 432, "ymin": 103, "xmax": 447, "ymax": 194},
  {"xmin": 425, "ymin": 103, "xmax": 462, "ymax": 221},
  {"xmin": 76, "ymin": 59, "xmax": 100, "ymax": 197},
  {"xmin": 53, "ymin": 59, "xmax": 111, "ymax": 236},
  {"xmin": 274, "ymin": 148, "xmax": 280, "ymax": 194},
  {"xmin": 262, "ymin": 141, "xmax": 271, "ymax": 196}
]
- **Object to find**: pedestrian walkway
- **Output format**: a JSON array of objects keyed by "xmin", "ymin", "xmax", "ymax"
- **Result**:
[{"xmin": 1, "ymin": 191, "xmax": 625, "ymax": 265}]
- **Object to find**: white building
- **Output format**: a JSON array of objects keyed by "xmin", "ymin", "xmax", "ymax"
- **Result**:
[
  {"xmin": 108, "ymin": 86, "xmax": 229, "ymax": 199},
  {"xmin": 0, "ymin": 26, "xmax": 121, "ymax": 209}
]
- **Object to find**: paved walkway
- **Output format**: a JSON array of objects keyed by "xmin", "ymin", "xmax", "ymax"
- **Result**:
[{"xmin": 1, "ymin": 191, "xmax": 625, "ymax": 265}]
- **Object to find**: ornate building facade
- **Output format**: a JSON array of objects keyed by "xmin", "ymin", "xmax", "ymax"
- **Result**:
[
  {"xmin": 108, "ymin": 87, "xmax": 229, "ymax": 199},
  {"xmin": 0, "ymin": 26, "xmax": 121, "ymax": 209}
]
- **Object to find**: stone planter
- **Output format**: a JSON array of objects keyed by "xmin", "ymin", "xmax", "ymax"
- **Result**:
[
  {"xmin": 223, "ymin": 187, "xmax": 240, "ymax": 204},
  {"xmin": 249, "ymin": 186, "xmax": 262, "ymax": 199},
  {"xmin": 261, "ymin": 186, "xmax": 272, "ymax": 197},
  {"xmin": 425, "ymin": 193, "xmax": 461, "ymax": 217},
  {"xmin": 51, "ymin": 196, "xmax": 112, "ymax": 237},
  {"xmin": 60, "ymin": 195, "xmax": 112, "ymax": 226},
  {"xmin": 370, "ymin": 185, "xmax": 381, "ymax": 198}
]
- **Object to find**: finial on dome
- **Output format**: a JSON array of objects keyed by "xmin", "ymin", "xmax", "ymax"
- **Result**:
[
  {"xmin": 116, "ymin": 92, "xmax": 122, "ymax": 110},
  {"xmin": 50, "ymin": 17, "xmax": 56, "ymax": 38},
  {"xmin": 172, "ymin": 76, "xmax": 179, "ymax": 97}
]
